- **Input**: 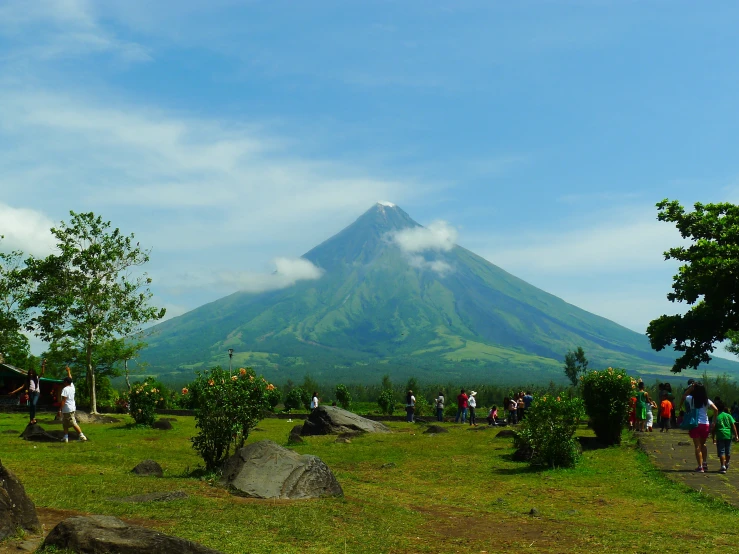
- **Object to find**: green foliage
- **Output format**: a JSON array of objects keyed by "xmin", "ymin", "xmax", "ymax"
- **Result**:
[
  {"xmin": 377, "ymin": 389, "xmax": 395, "ymax": 415},
  {"xmin": 514, "ymin": 394, "xmax": 584, "ymax": 468},
  {"xmin": 265, "ymin": 385, "xmax": 281, "ymax": 411},
  {"xmin": 128, "ymin": 380, "xmax": 160, "ymax": 426},
  {"xmin": 75, "ymin": 374, "xmax": 118, "ymax": 410},
  {"xmin": 24, "ymin": 212, "xmax": 165, "ymax": 413},
  {"xmin": 335, "ymin": 383, "xmax": 352, "ymax": 409},
  {"xmin": 581, "ymin": 368, "xmax": 635, "ymax": 445},
  {"xmin": 563, "ymin": 346, "xmax": 589, "ymax": 386},
  {"xmin": 648, "ymin": 199, "xmax": 739, "ymax": 372},
  {"xmin": 381, "ymin": 374, "xmax": 392, "ymax": 391},
  {"xmin": 0, "ymin": 245, "xmax": 31, "ymax": 367},
  {"xmin": 414, "ymin": 395, "xmax": 431, "ymax": 417},
  {"xmin": 284, "ymin": 386, "xmax": 309, "ymax": 411},
  {"xmin": 189, "ymin": 366, "xmax": 272, "ymax": 471}
]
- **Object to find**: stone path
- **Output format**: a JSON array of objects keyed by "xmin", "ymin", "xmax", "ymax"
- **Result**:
[{"xmin": 638, "ymin": 428, "xmax": 739, "ymax": 506}]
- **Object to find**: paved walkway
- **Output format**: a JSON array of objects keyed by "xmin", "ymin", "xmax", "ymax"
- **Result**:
[{"xmin": 638, "ymin": 428, "xmax": 739, "ymax": 506}]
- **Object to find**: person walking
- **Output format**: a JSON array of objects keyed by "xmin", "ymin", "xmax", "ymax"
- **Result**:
[
  {"xmin": 683, "ymin": 381, "xmax": 718, "ymax": 472},
  {"xmin": 468, "ymin": 391, "xmax": 477, "ymax": 426},
  {"xmin": 310, "ymin": 391, "xmax": 319, "ymax": 412},
  {"xmin": 635, "ymin": 382, "xmax": 650, "ymax": 432},
  {"xmin": 455, "ymin": 389, "xmax": 469, "ymax": 423},
  {"xmin": 9, "ymin": 359, "xmax": 46, "ymax": 425},
  {"xmin": 58, "ymin": 367, "xmax": 87, "ymax": 443},
  {"xmin": 508, "ymin": 395, "xmax": 518, "ymax": 425},
  {"xmin": 659, "ymin": 392, "xmax": 672, "ymax": 433},
  {"xmin": 405, "ymin": 390, "xmax": 416, "ymax": 423},
  {"xmin": 712, "ymin": 401, "xmax": 739, "ymax": 474},
  {"xmin": 435, "ymin": 391, "xmax": 445, "ymax": 422}
]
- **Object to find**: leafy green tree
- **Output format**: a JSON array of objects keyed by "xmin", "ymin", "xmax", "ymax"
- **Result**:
[
  {"xmin": 25, "ymin": 212, "xmax": 165, "ymax": 413},
  {"xmin": 284, "ymin": 387, "xmax": 309, "ymax": 411},
  {"xmin": 377, "ymin": 389, "xmax": 395, "ymax": 415},
  {"xmin": 647, "ymin": 199, "xmax": 739, "ymax": 371},
  {"xmin": 406, "ymin": 377, "xmax": 418, "ymax": 393},
  {"xmin": 335, "ymin": 383, "xmax": 352, "ymax": 409},
  {"xmin": 563, "ymin": 346, "xmax": 588, "ymax": 386},
  {"xmin": 0, "ymin": 244, "xmax": 32, "ymax": 367},
  {"xmin": 581, "ymin": 368, "xmax": 635, "ymax": 445},
  {"xmin": 381, "ymin": 374, "xmax": 392, "ymax": 392},
  {"xmin": 301, "ymin": 373, "xmax": 320, "ymax": 397}
]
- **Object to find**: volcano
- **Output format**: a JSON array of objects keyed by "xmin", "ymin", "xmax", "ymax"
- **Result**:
[{"xmin": 139, "ymin": 203, "xmax": 737, "ymax": 383}]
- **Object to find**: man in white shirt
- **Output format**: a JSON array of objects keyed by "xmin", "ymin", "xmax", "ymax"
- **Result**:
[{"xmin": 58, "ymin": 367, "xmax": 87, "ymax": 443}]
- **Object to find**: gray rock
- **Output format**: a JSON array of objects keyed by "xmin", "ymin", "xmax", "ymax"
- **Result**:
[
  {"xmin": 423, "ymin": 425, "xmax": 449, "ymax": 434},
  {"xmin": 0, "ymin": 459, "xmax": 40, "ymax": 540},
  {"xmin": 221, "ymin": 440, "xmax": 343, "ymax": 499},
  {"xmin": 301, "ymin": 406, "xmax": 391, "ymax": 436},
  {"xmin": 17, "ymin": 539, "xmax": 41, "ymax": 552},
  {"xmin": 380, "ymin": 462, "xmax": 396, "ymax": 469},
  {"xmin": 132, "ymin": 460, "xmax": 164, "ymax": 477},
  {"xmin": 288, "ymin": 424, "xmax": 304, "ymax": 444},
  {"xmin": 528, "ymin": 508, "xmax": 540, "ymax": 517},
  {"xmin": 334, "ymin": 437, "xmax": 351, "ymax": 444},
  {"xmin": 496, "ymin": 429, "xmax": 517, "ymax": 438},
  {"xmin": 74, "ymin": 412, "xmax": 120, "ymax": 424},
  {"xmin": 152, "ymin": 419, "xmax": 173, "ymax": 430},
  {"xmin": 42, "ymin": 515, "xmax": 221, "ymax": 553},
  {"xmin": 113, "ymin": 491, "xmax": 188, "ymax": 503}
]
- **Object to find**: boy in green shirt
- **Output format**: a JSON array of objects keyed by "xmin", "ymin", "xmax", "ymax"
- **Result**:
[{"xmin": 712, "ymin": 402, "xmax": 739, "ymax": 474}]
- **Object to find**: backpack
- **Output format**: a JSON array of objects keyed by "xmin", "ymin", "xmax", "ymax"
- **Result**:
[{"xmin": 680, "ymin": 397, "xmax": 699, "ymax": 430}]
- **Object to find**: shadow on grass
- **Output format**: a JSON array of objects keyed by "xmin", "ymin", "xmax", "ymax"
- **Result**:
[
  {"xmin": 578, "ymin": 436, "xmax": 612, "ymax": 452},
  {"xmin": 492, "ymin": 465, "xmax": 544, "ymax": 475}
]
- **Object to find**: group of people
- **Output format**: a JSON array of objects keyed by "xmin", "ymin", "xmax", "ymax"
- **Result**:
[
  {"xmin": 9, "ymin": 362, "xmax": 87, "ymax": 443},
  {"xmin": 422, "ymin": 389, "xmax": 532, "ymax": 426},
  {"xmin": 630, "ymin": 378, "xmax": 739, "ymax": 474}
]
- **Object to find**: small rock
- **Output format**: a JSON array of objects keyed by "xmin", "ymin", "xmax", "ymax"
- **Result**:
[
  {"xmin": 288, "ymin": 434, "xmax": 304, "ymax": 444},
  {"xmin": 132, "ymin": 460, "xmax": 163, "ymax": 477},
  {"xmin": 113, "ymin": 491, "xmax": 188, "ymax": 503},
  {"xmin": 17, "ymin": 539, "xmax": 41, "ymax": 552},
  {"xmin": 423, "ymin": 425, "xmax": 449, "ymax": 434},
  {"xmin": 380, "ymin": 462, "xmax": 396, "ymax": 469},
  {"xmin": 677, "ymin": 441, "xmax": 689, "ymax": 446},
  {"xmin": 152, "ymin": 419, "xmax": 173, "ymax": 431},
  {"xmin": 565, "ymin": 509, "xmax": 578, "ymax": 516},
  {"xmin": 334, "ymin": 438, "xmax": 351, "ymax": 444},
  {"xmin": 528, "ymin": 508, "xmax": 540, "ymax": 517}
]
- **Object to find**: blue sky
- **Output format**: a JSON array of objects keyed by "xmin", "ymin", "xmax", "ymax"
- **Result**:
[{"xmin": 1, "ymin": 1, "xmax": 737, "ymax": 355}]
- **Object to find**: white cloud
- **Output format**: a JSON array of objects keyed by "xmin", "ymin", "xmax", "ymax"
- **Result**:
[
  {"xmin": 408, "ymin": 255, "xmax": 454, "ymax": 276},
  {"xmin": 0, "ymin": 0, "xmax": 151, "ymax": 63},
  {"xmin": 0, "ymin": 203, "xmax": 56, "ymax": 256},
  {"xmin": 393, "ymin": 220, "xmax": 458, "ymax": 254}
]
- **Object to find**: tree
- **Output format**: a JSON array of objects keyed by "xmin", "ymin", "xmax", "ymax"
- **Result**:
[
  {"xmin": 0, "ymin": 243, "xmax": 32, "ymax": 367},
  {"xmin": 25, "ymin": 212, "xmax": 165, "ymax": 413},
  {"xmin": 381, "ymin": 374, "xmax": 392, "ymax": 392},
  {"xmin": 335, "ymin": 383, "xmax": 351, "ymax": 409},
  {"xmin": 563, "ymin": 346, "xmax": 588, "ymax": 386},
  {"xmin": 647, "ymin": 199, "xmax": 739, "ymax": 372}
]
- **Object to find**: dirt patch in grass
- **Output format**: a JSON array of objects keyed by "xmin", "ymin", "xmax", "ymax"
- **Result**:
[{"xmin": 412, "ymin": 504, "xmax": 576, "ymax": 548}]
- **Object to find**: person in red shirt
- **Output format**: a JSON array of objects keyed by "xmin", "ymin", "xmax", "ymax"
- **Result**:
[
  {"xmin": 455, "ymin": 389, "xmax": 469, "ymax": 423},
  {"xmin": 659, "ymin": 392, "xmax": 673, "ymax": 433}
]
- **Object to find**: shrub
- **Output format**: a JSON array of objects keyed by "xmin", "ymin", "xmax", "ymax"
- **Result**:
[
  {"xmin": 581, "ymin": 367, "xmax": 635, "ymax": 445},
  {"xmin": 188, "ymin": 366, "xmax": 272, "ymax": 471},
  {"xmin": 284, "ymin": 387, "xmax": 309, "ymax": 411},
  {"xmin": 335, "ymin": 384, "xmax": 352, "ymax": 409},
  {"xmin": 414, "ymin": 396, "xmax": 431, "ymax": 417},
  {"xmin": 377, "ymin": 389, "xmax": 395, "ymax": 415},
  {"xmin": 513, "ymin": 394, "xmax": 584, "ymax": 469},
  {"xmin": 265, "ymin": 385, "xmax": 281, "ymax": 412},
  {"xmin": 128, "ymin": 381, "xmax": 160, "ymax": 426}
]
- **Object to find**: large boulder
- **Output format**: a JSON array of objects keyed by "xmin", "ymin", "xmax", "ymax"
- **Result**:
[
  {"xmin": 0, "ymin": 460, "xmax": 41, "ymax": 540},
  {"xmin": 301, "ymin": 406, "xmax": 391, "ymax": 436},
  {"xmin": 42, "ymin": 515, "xmax": 221, "ymax": 553},
  {"xmin": 221, "ymin": 440, "xmax": 343, "ymax": 499}
]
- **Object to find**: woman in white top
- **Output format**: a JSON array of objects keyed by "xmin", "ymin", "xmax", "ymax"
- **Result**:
[
  {"xmin": 683, "ymin": 382, "xmax": 718, "ymax": 472},
  {"xmin": 468, "ymin": 391, "xmax": 478, "ymax": 427},
  {"xmin": 9, "ymin": 360, "xmax": 45, "ymax": 425},
  {"xmin": 310, "ymin": 392, "xmax": 319, "ymax": 412}
]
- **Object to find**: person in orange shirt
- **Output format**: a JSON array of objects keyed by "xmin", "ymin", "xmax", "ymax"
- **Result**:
[{"xmin": 659, "ymin": 392, "xmax": 672, "ymax": 433}]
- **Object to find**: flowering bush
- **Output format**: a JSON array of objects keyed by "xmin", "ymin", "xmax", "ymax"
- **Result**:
[
  {"xmin": 128, "ymin": 381, "xmax": 161, "ymax": 426},
  {"xmin": 265, "ymin": 384, "xmax": 280, "ymax": 411},
  {"xmin": 188, "ymin": 366, "xmax": 272, "ymax": 471},
  {"xmin": 581, "ymin": 367, "xmax": 635, "ymax": 445},
  {"xmin": 335, "ymin": 384, "xmax": 352, "ymax": 410},
  {"xmin": 513, "ymin": 394, "xmax": 584, "ymax": 468}
]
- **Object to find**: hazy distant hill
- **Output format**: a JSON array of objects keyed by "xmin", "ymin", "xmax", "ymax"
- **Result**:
[{"xmin": 139, "ymin": 203, "xmax": 739, "ymax": 384}]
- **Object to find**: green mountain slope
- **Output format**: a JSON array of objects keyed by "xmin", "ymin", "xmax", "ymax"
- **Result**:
[{"xmin": 140, "ymin": 203, "xmax": 739, "ymax": 383}]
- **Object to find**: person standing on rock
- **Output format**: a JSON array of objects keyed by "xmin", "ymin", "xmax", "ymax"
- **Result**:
[
  {"xmin": 59, "ymin": 367, "xmax": 87, "ymax": 443},
  {"xmin": 8, "ymin": 359, "xmax": 45, "ymax": 425},
  {"xmin": 405, "ymin": 390, "xmax": 416, "ymax": 422},
  {"xmin": 683, "ymin": 381, "xmax": 717, "ymax": 472},
  {"xmin": 310, "ymin": 392, "xmax": 319, "ymax": 413},
  {"xmin": 435, "ymin": 391, "xmax": 444, "ymax": 422},
  {"xmin": 468, "ymin": 391, "xmax": 477, "ymax": 426},
  {"xmin": 455, "ymin": 389, "xmax": 468, "ymax": 423}
]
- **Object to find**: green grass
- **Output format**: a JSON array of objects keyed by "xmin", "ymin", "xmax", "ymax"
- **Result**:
[{"xmin": 2, "ymin": 413, "xmax": 739, "ymax": 553}]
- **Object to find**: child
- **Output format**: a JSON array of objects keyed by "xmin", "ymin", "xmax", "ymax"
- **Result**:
[
  {"xmin": 488, "ymin": 405, "xmax": 498, "ymax": 426},
  {"xmin": 646, "ymin": 399, "xmax": 656, "ymax": 432},
  {"xmin": 659, "ymin": 393, "xmax": 672, "ymax": 432},
  {"xmin": 628, "ymin": 396, "xmax": 637, "ymax": 431},
  {"xmin": 712, "ymin": 402, "xmax": 739, "ymax": 474},
  {"xmin": 676, "ymin": 410, "xmax": 685, "ymax": 427}
]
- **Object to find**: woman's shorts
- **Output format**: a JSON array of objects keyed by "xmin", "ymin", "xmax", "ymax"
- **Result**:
[{"xmin": 689, "ymin": 424, "xmax": 710, "ymax": 440}]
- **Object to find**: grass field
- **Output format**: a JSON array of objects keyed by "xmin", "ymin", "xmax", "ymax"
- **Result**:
[{"xmin": 2, "ymin": 412, "xmax": 739, "ymax": 553}]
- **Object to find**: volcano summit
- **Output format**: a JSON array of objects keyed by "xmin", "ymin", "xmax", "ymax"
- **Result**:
[{"xmin": 140, "ymin": 203, "xmax": 735, "ymax": 383}]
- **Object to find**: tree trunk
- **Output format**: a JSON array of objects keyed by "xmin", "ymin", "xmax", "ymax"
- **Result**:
[
  {"xmin": 124, "ymin": 359, "xmax": 131, "ymax": 391},
  {"xmin": 87, "ymin": 331, "xmax": 97, "ymax": 414}
]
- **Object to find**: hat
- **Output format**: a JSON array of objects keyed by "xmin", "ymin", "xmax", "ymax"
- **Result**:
[{"xmin": 470, "ymin": 391, "xmax": 477, "ymax": 396}]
